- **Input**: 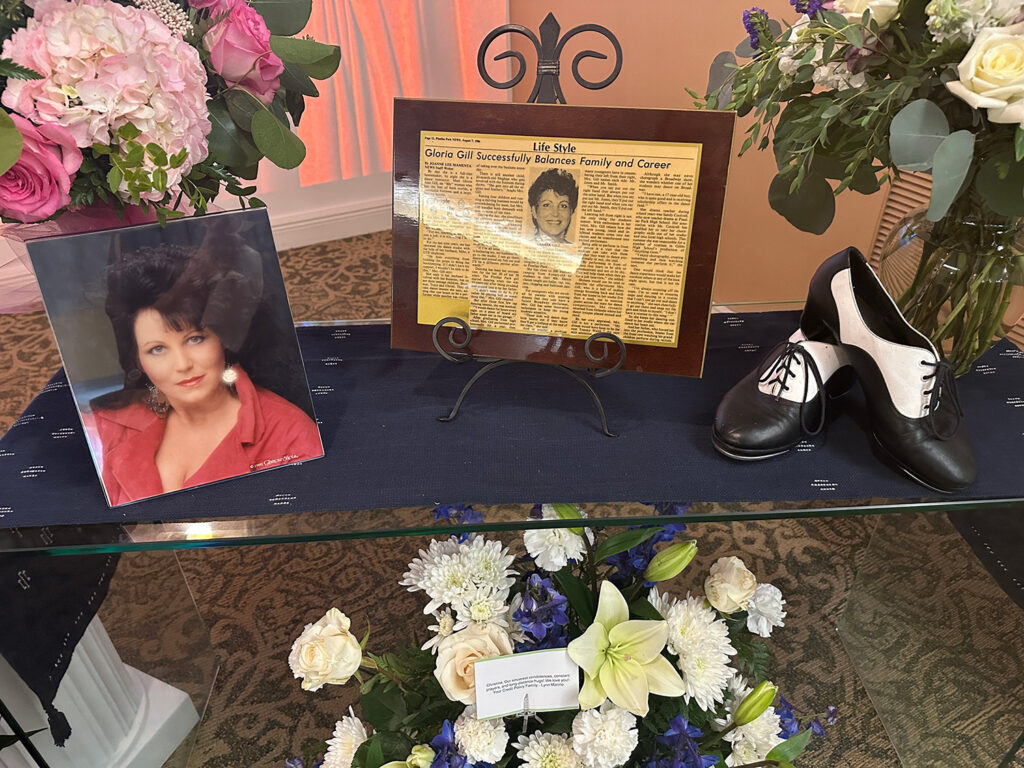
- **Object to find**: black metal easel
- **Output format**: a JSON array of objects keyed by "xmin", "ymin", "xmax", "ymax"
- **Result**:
[{"xmin": 432, "ymin": 13, "xmax": 625, "ymax": 436}]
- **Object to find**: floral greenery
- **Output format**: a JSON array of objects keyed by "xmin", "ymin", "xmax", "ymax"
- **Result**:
[
  {"xmin": 0, "ymin": 0, "xmax": 339, "ymax": 224},
  {"xmin": 700, "ymin": 0, "xmax": 1024, "ymax": 370},
  {"xmin": 288, "ymin": 505, "xmax": 833, "ymax": 768}
]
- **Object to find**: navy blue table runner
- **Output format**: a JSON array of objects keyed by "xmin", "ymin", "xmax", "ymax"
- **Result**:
[{"xmin": 2, "ymin": 312, "xmax": 1023, "ymax": 529}]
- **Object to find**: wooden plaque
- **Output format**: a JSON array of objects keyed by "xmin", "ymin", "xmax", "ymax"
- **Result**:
[{"xmin": 391, "ymin": 98, "xmax": 735, "ymax": 376}]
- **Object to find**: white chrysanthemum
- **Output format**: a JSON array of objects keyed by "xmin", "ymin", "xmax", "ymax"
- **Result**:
[
  {"xmin": 523, "ymin": 505, "xmax": 589, "ymax": 571},
  {"xmin": 459, "ymin": 536, "xmax": 516, "ymax": 592},
  {"xmin": 724, "ymin": 709, "xmax": 784, "ymax": 767},
  {"xmin": 402, "ymin": 537, "xmax": 462, "ymax": 592},
  {"xmin": 571, "ymin": 704, "xmax": 638, "ymax": 768},
  {"xmin": 516, "ymin": 732, "xmax": 583, "ymax": 768},
  {"xmin": 453, "ymin": 586, "xmax": 510, "ymax": 631},
  {"xmin": 665, "ymin": 595, "xmax": 736, "ymax": 712},
  {"xmin": 746, "ymin": 583, "xmax": 786, "ymax": 638},
  {"xmin": 647, "ymin": 587, "xmax": 676, "ymax": 618},
  {"xmin": 419, "ymin": 554, "xmax": 473, "ymax": 613},
  {"xmin": 422, "ymin": 608, "xmax": 457, "ymax": 653},
  {"xmin": 323, "ymin": 708, "xmax": 370, "ymax": 768},
  {"xmin": 455, "ymin": 705, "xmax": 509, "ymax": 764},
  {"xmin": 712, "ymin": 671, "xmax": 752, "ymax": 732}
]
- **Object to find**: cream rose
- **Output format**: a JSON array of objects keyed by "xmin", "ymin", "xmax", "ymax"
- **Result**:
[
  {"xmin": 833, "ymin": 0, "xmax": 900, "ymax": 26},
  {"xmin": 288, "ymin": 608, "xmax": 363, "ymax": 692},
  {"xmin": 704, "ymin": 557, "xmax": 757, "ymax": 614},
  {"xmin": 433, "ymin": 624, "xmax": 513, "ymax": 705},
  {"xmin": 947, "ymin": 21, "xmax": 1024, "ymax": 124}
]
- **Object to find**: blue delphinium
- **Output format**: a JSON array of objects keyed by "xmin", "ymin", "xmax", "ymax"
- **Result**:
[
  {"xmin": 285, "ymin": 759, "xmax": 304, "ymax": 768},
  {"xmin": 606, "ymin": 515, "xmax": 687, "ymax": 588},
  {"xmin": 650, "ymin": 715, "xmax": 717, "ymax": 768},
  {"xmin": 776, "ymin": 695, "xmax": 836, "ymax": 739},
  {"xmin": 433, "ymin": 504, "xmax": 483, "ymax": 526},
  {"xmin": 513, "ymin": 573, "xmax": 570, "ymax": 651},
  {"xmin": 430, "ymin": 721, "xmax": 467, "ymax": 768}
]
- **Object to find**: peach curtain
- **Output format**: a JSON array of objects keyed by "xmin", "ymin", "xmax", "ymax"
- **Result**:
[{"xmin": 294, "ymin": 0, "xmax": 510, "ymax": 185}]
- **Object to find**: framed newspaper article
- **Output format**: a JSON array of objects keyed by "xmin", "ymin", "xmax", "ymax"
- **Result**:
[{"xmin": 391, "ymin": 98, "xmax": 735, "ymax": 377}]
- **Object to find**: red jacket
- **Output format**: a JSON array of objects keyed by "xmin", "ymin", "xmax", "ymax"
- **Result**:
[{"xmin": 94, "ymin": 367, "xmax": 323, "ymax": 506}]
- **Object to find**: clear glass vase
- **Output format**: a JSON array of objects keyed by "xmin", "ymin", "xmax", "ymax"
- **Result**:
[{"xmin": 878, "ymin": 206, "xmax": 1024, "ymax": 375}]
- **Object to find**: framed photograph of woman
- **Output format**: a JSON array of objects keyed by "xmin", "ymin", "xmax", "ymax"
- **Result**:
[{"xmin": 28, "ymin": 208, "xmax": 324, "ymax": 507}]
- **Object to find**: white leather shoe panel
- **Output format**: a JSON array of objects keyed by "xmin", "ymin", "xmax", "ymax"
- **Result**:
[
  {"xmin": 831, "ymin": 270, "xmax": 932, "ymax": 418},
  {"xmin": 756, "ymin": 330, "xmax": 849, "ymax": 403}
]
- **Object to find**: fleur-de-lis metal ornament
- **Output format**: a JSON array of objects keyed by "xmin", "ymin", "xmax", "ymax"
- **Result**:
[{"xmin": 477, "ymin": 12, "xmax": 622, "ymax": 104}]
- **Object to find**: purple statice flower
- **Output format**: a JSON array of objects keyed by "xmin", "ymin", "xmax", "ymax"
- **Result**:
[
  {"xmin": 791, "ymin": 0, "xmax": 824, "ymax": 14},
  {"xmin": 649, "ymin": 502, "xmax": 691, "ymax": 519},
  {"xmin": 430, "ymin": 721, "xmax": 468, "ymax": 768},
  {"xmin": 742, "ymin": 7, "xmax": 769, "ymax": 51},
  {"xmin": 653, "ymin": 715, "xmax": 718, "ymax": 768},
  {"xmin": 513, "ymin": 573, "xmax": 570, "ymax": 651}
]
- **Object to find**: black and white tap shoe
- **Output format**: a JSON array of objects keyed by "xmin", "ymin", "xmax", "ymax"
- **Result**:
[
  {"xmin": 713, "ymin": 328, "xmax": 854, "ymax": 460},
  {"xmin": 802, "ymin": 247, "xmax": 976, "ymax": 493}
]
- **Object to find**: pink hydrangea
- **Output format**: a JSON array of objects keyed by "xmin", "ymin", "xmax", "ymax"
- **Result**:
[
  {"xmin": 1, "ymin": 0, "xmax": 210, "ymax": 202},
  {"xmin": 0, "ymin": 115, "xmax": 82, "ymax": 222},
  {"xmin": 204, "ymin": 2, "xmax": 284, "ymax": 105}
]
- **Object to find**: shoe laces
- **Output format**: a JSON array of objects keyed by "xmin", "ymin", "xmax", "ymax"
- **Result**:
[
  {"xmin": 758, "ymin": 342, "xmax": 827, "ymax": 436},
  {"xmin": 920, "ymin": 358, "xmax": 962, "ymax": 440}
]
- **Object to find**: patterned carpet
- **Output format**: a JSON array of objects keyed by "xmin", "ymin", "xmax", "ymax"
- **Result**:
[{"xmin": 2, "ymin": 231, "xmax": 1022, "ymax": 767}]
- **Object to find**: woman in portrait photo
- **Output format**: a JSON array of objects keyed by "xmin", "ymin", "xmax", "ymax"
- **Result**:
[
  {"xmin": 528, "ymin": 168, "xmax": 579, "ymax": 244},
  {"xmin": 90, "ymin": 239, "xmax": 322, "ymax": 505}
]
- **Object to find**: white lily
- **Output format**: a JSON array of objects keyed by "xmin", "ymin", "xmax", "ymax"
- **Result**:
[{"xmin": 567, "ymin": 581, "xmax": 685, "ymax": 716}]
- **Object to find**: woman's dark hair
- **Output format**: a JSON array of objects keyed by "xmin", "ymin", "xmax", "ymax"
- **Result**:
[
  {"xmin": 96, "ymin": 242, "xmax": 262, "ymax": 407},
  {"xmin": 528, "ymin": 169, "xmax": 579, "ymax": 211}
]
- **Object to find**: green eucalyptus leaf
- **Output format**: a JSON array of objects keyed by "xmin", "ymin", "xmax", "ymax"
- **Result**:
[
  {"xmin": 768, "ymin": 171, "xmax": 835, "ymax": 234},
  {"xmin": 735, "ymin": 36, "xmax": 756, "ymax": 59},
  {"xmin": 250, "ymin": 0, "xmax": 311, "ymax": 36},
  {"xmin": 145, "ymin": 142, "xmax": 167, "ymax": 166},
  {"xmin": 706, "ymin": 51, "xmax": 737, "ymax": 109},
  {"xmin": 281, "ymin": 60, "xmax": 319, "ymax": 97},
  {"xmin": 889, "ymin": 98, "xmax": 949, "ymax": 171},
  {"xmin": 269, "ymin": 35, "xmax": 341, "ymax": 79},
  {"xmin": 926, "ymin": 130, "xmax": 974, "ymax": 221},
  {"xmin": 223, "ymin": 89, "xmax": 264, "ymax": 132},
  {"xmin": 851, "ymin": 164, "xmax": 881, "ymax": 194},
  {"xmin": 207, "ymin": 99, "xmax": 264, "ymax": 169},
  {"xmin": 976, "ymin": 149, "xmax": 1024, "ymax": 217},
  {"xmin": 285, "ymin": 88, "xmax": 307, "ymax": 126},
  {"xmin": 1015, "ymin": 124, "xmax": 1024, "ymax": 162},
  {"xmin": 117, "ymin": 122, "xmax": 142, "ymax": 142},
  {"xmin": 251, "ymin": 108, "xmax": 305, "ymax": 169},
  {"xmin": 766, "ymin": 728, "xmax": 814, "ymax": 762},
  {"xmin": 0, "ymin": 110, "xmax": 23, "ymax": 176}
]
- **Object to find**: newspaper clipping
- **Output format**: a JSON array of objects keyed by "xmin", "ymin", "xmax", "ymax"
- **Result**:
[{"xmin": 417, "ymin": 132, "xmax": 701, "ymax": 347}]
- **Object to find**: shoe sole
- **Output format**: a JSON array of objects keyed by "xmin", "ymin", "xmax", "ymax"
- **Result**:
[
  {"xmin": 711, "ymin": 429, "xmax": 793, "ymax": 461},
  {"xmin": 870, "ymin": 432, "xmax": 960, "ymax": 495}
]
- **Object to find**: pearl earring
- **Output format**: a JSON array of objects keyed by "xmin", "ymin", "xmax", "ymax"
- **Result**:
[{"xmin": 222, "ymin": 365, "xmax": 238, "ymax": 386}]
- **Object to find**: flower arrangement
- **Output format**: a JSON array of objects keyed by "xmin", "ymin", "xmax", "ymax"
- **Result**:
[
  {"xmin": 0, "ymin": 0, "xmax": 339, "ymax": 224},
  {"xmin": 286, "ymin": 505, "xmax": 834, "ymax": 768},
  {"xmin": 703, "ymin": 0, "xmax": 1024, "ymax": 372}
]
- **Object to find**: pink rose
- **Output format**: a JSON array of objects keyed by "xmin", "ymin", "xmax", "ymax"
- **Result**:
[
  {"xmin": 204, "ymin": 3, "xmax": 284, "ymax": 105},
  {"xmin": 0, "ymin": 115, "xmax": 82, "ymax": 223}
]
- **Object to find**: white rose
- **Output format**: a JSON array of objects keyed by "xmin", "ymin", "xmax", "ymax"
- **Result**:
[
  {"xmin": 288, "ymin": 608, "xmax": 363, "ymax": 692},
  {"xmin": 947, "ymin": 21, "xmax": 1024, "ymax": 124},
  {"xmin": 434, "ymin": 624, "xmax": 513, "ymax": 704},
  {"xmin": 833, "ymin": 0, "xmax": 900, "ymax": 26},
  {"xmin": 704, "ymin": 557, "xmax": 757, "ymax": 614}
]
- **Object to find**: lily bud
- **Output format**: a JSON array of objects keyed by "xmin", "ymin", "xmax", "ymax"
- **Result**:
[
  {"xmin": 551, "ymin": 503, "xmax": 585, "ymax": 535},
  {"xmin": 643, "ymin": 540, "xmax": 698, "ymax": 582},
  {"xmin": 406, "ymin": 745, "xmax": 435, "ymax": 768},
  {"xmin": 734, "ymin": 680, "xmax": 778, "ymax": 726}
]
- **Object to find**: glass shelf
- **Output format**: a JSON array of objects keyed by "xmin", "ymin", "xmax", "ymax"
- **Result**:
[{"xmin": 2, "ymin": 496, "xmax": 1022, "ymax": 556}]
